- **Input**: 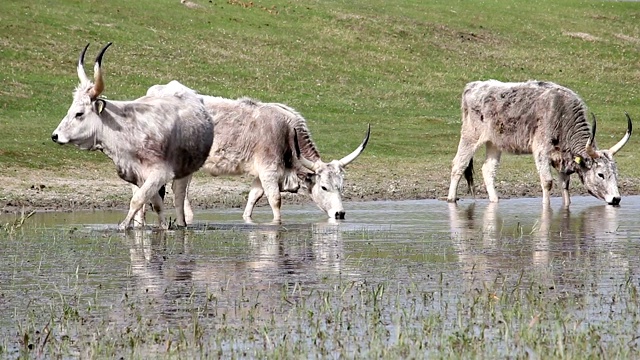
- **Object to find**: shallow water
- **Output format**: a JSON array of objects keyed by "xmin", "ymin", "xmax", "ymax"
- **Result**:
[{"xmin": 1, "ymin": 196, "xmax": 640, "ymax": 357}]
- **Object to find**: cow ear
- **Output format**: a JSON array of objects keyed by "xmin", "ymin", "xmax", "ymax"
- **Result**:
[
  {"xmin": 305, "ymin": 173, "xmax": 317, "ymax": 186},
  {"xmin": 574, "ymin": 156, "xmax": 592, "ymax": 170},
  {"xmin": 94, "ymin": 99, "xmax": 106, "ymax": 115}
]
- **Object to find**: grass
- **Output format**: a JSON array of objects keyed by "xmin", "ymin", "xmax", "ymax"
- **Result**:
[{"xmin": 0, "ymin": 0, "xmax": 638, "ymax": 193}]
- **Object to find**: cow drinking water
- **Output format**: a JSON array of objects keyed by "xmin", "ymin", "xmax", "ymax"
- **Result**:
[
  {"xmin": 146, "ymin": 81, "xmax": 370, "ymax": 222},
  {"xmin": 447, "ymin": 80, "xmax": 632, "ymax": 206}
]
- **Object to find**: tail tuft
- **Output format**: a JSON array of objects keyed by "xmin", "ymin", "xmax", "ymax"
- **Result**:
[{"xmin": 463, "ymin": 158, "xmax": 475, "ymax": 197}]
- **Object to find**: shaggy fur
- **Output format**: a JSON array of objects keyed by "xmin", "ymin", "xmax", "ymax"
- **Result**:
[
  {"xmin": 146, "ymin": 81, "xmax": 370, "ymax": 222},
  {"xmin": 447, "ymin": 79, "xmax": 631, "ymax": 206}
]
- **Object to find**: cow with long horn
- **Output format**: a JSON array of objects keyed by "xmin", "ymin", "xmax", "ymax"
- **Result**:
[
  {"xmin": 447, "ymin": 80, "xmax": 632, "ymax": 206},
  {"xmin": 52, "ymin": 45, "xmax": 214, "ymax": 230},
  {"xmin": 146, "ymin": 81, "xmax": 370, "ymax": 222}
]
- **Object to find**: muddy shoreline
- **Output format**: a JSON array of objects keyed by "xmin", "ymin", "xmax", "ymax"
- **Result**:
[{"xmin": 2, "ymin": 168, "xmax": 639, "ymax": 214}]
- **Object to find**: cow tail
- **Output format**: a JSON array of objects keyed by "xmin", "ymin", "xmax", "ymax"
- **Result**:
[
  {"xmin": 158, "ymin": 185, "xmax": 166, "ymax": 201},
  {"xmin": 463, "ymin": 158, "xmax": 475, "ymax": 197},
  {"xmin": 150, "ymin": 185, "xmax": 167, "ymax": 212}
]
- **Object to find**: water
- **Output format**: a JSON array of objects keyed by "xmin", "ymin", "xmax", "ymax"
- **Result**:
[{"xmin": 1, "ymin": 196, "xmax": 639, "ymax": 357}]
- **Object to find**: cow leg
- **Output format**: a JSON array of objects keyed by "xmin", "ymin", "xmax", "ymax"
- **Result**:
[
  {"xmin": 182, "ymin": 176, "xmax": 194, "ymax": 225},
  {"xmin": 482, "ymin": 142, "xmax": 502, "ymax": 203},
  {"xmin": 149, "ymin": 192, "xmax": 165, "ymax": 227},
  {"xmin": 171, "ymin": 175, "xmax": 191, "ymax": 228},
  {"xmin": 184, "ymin": 192, "xmax": 194, "ymax": 225},
  {"xmin": 447, "ymin": 138, "xmax": 482, "ymax": 202},
  {"xmin": 120, "ymin": 172, "xmax": 172, "ymax": 231},
  {"xmin": 131, "ymin": 184, "xmax": 146, "ymax": 228},
  {"xmin": 243, "ymin": 178, "xmax": 265, "ymax": 220},
  {"xmin": 558, "ymin": 172, "xmax": 571, "ymax": 207},
  {"xmin": 259, "ymin": 172, "xmax": 282, "ymax": 223},
  {"xmin": 533, "ymin": 152, "xmax": 554, "ymax": 207}
]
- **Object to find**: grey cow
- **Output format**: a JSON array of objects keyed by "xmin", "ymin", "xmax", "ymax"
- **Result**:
[
  {"xmin": 447, "ymin": 80, "xmax": 632, "ymax": 206},
  {"xmin": 147, "ymin": 81, "xmax": 370, "ymax": 222},
  {"xmin": 52, "ymin": 44, "xmax": 214, "ymax": 230}
]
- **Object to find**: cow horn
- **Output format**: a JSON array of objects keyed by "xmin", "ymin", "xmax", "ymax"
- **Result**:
[
  {"xmin": 609, "ymin": 112, "xmax": 633, "ymax": 156},
  {"xmin": 77, "ymin": 43, "xmax": 90, "ymax": 84},
  {"xmin": 89, "ymin": 42, "xmax": 112, "ymax": 100},
  {"xmin": 338, "ymin": 123, "xmax": 370, "ymax": 167},
  {"xmin": 585, "ymin": 113, "xmax": 599, "ymax": 159},
  {"xmin": 298, "ymin": 154, "xmax": 317, "ymax": 171}
]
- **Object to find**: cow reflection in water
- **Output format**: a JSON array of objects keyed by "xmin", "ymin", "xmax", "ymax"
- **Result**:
[
  {"xmin": 243, "ymin": 223, "xmax": 343, "ymax": 277},
  {"xmin": 127, "ymin": 229, "xmax": 197, "ymax": 312},
  {"xmin": 125, "ymin": 222, "xmax": 344, "ymax": 320},
  {"xmin": 447, "ymin": 202, "xmax": 627, "ymax": 290}
]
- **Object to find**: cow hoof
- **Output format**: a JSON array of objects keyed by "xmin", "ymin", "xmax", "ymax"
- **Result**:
[
  {"xmin": 170, "ymin": 223, "xmax": 187, "ymax": 230},
  {"xmin": 118, "ymin": 222, "xmax": 131, "ymax": 231}
]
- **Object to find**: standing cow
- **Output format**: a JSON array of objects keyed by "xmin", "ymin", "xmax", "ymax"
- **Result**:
[
  {"xmin": 146, "ymin": 81, "xmax": 370, "ymax": 222},
  {"xmin": 52, "ymin": 44, "xmax": 214, "ymax": 230},
  {"xmin": 447, "ymin": 80, "xmax": 632, "ymax": 206}
]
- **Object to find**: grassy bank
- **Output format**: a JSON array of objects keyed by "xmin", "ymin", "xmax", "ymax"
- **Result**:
[{"xmin": 1, "ymin": 0, "xmax": 638, "ymax": 196}]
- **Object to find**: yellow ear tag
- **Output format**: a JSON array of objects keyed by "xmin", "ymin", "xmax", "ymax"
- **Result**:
[{"xmin": 574, "ymin": 156, "xmax": 582, "ymax": 164}]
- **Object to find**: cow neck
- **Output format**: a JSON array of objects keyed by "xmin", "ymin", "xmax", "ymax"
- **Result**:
[
  {"xmin": 294, "ymin": 124, "xmax": 321, "ymax": 162},
  {"xmin": 93, "ymin": 100, "xmax": 134, "ymax": 160}
]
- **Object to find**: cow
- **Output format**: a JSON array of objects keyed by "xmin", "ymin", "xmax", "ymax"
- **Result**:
[
  {"xmin": 447, "ymin": 80, "xmax": 632, "ymax": 207},
  {"xmin": 146, "ymin": 81, "xmax": 370, "ymax": 222},
  {"xmin": 51, "ymin": 44, "xmax": 214, "ymax": 230}
]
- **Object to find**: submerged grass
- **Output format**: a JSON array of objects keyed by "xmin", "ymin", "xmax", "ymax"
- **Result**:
[
  {"xmin": 5, "ymin": 265, "xmax": 640, "ymax": 359},
  {"xmin": 2, "ymin": 222, "xmax": 640, "ymax": 359}
]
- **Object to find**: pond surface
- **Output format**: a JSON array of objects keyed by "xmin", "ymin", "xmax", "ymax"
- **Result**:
[{"xmin": 1, "ymin": 196, "xmax": 640, "ymax": 358}]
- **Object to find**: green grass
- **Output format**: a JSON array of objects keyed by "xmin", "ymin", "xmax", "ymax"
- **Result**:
[{"xmin": 1, "ymin": 0, "xmax": 638, "ymax": 186}]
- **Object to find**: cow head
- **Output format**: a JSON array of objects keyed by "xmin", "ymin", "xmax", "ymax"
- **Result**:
[
  {"xmin": 299, "ymin": 125, "xmax": 370, "ymax": 219},
  {"xmin": 575, "ymin": 113, "xmax": 632, "ymax": 205},
  {"xmin": 51, "ymin": 43, "xmax": 112, "ymax": 150}
]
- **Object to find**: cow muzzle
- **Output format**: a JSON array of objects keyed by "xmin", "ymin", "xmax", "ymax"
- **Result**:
[
  {"xmin": 334, "ymin": 211, "xmax": 345, "ymax": 220},
  {"xmin": 607, "ymin": 196, "xmax": 621, "ymax": 206},
  {"xmin": 51, "ymin": 132, "xmax": 70, "ymax": 145}
]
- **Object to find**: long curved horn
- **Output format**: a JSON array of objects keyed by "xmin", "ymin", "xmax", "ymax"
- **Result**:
[
  {"xmin": 89, "ymin": 42, "xmax": 112, "ymax": 100},
  {"xmin": 609, "ymin": 112, "xmax": 633, "ymax": 156},
  {"xmin": 77, "ymin": 43, "xmax": 90, "ymax": 84},
  {"xmin": 299, "ymin": 154, "xmax": 316, "ymax": 171},
  {"xmin": 585, "ymin": 113, "xmax": 599, "ymax": 159},
  {"xmin": 338, "ymin": 123, "xmax": 371, "ymax": 167}
]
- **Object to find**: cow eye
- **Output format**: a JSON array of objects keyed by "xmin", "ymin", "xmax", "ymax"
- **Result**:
[
  {"xmin": 75, "ymin": 112, "xmax": 84, "ymax": 118},
  {"xmin": 321, "ymin": 186, "xmax": 328, "ymax": 191},
  {"xmin": 598, "ymin": 173, "xmax": 605, "ymax": 179}
]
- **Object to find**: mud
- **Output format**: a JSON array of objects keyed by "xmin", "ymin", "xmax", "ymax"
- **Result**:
[{"xmin": 1, "ymin": 167, "xmax": 638, "ymax": 214}]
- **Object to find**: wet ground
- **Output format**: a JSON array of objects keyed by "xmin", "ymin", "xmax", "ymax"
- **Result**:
[{"xmin": 1, "ymin": 196, "xmax": 639, "ymax": 357}]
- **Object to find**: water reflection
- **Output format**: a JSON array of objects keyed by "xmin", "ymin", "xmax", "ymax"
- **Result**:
[
  {"xmin": 244, "ymin": 222, "xmax": 343, "ymax": 277},
  {"xmin": 579, "ymin": 204, "xmax": 619, "ymax": 241},
  {"xmin": 124, "ymin": 222, "xmax": 345, "ymax": 319},
  {"xmin": 447, "ymin": 201, "xmax": 634, "ymax": 291},
  {"xmin": 4, "ymin": 197, "xmax": 640, "ymax": 357}
]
